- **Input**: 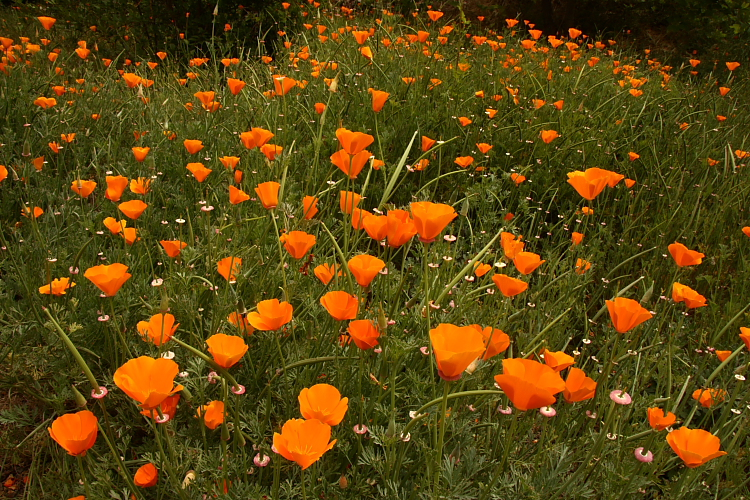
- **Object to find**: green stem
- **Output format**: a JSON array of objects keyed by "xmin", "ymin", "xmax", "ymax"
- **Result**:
[
  {"xmin": 479, "ymin": 410, "xmax": 517, "ymax": 500},
  {"xmin": 433, "ymin": 381, "xmax": 451, "ymax": 494},
  {"xmin": 270, "ymin": 210, "xmax": 289, "ymax": 302},
  {"xmin": 42, "ymin": 307, "xmax": 100, "ymax": 393},
  {"xmin": 77, "ymin": 455, "xmax": 91, "ymax": 498}
]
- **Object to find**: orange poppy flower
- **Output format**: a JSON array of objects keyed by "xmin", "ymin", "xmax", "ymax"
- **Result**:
[
  {"xmin": 240, "ymin": 128, "xmax": 275, "ymax": 150},
  {"xmin": 410, "ymin": 201, "xmax": 457, "ymax": 243},
  {"xmin": 458, "ymin": 116, "xmax": 473, "ymax": 127},
  {"xmin": 625, "ymin": 179, "xmax": 636, "ymax": 188},
  {"xmin": 184, "ymin": 139, "xmax": 204, "ymax": 154},
  {"xmin": 606, "ymin": 297, "xmax": 653, "ymax": 333},
  {"xmin": 217, "ymin": 257, "xmax": 242, "ymax": 282},
  {"xmin": 247, "ymin": 299, "xmax": 293, "ymax": 331},
  {"xmin": 160, "ymin": 240, "xmax": 187, "ymax": 258},
  {"xmin": 492, "ymin": 274, "xmax": 529, "ymax": 297},
  {"xmin": 255, "ymin": 181, "xmax": 280, "ymax": 209},
  {"xmin": 220, "ymin": 156, "xmax": 240, "ymax": 170},
  {"xmin": 228, "ymin": 312, "xmax": 254, "ymax": 335},
  {"xmin": 473, "ymin": 262, "xmax": 492, "ymax": 277},
  {"xmin": 34, "ymin": 97, "xmax": 57, "ymax": 109},
  {"xmin": 272, "ymin": 75, "xmax": 297, "ymax": 96},
  {"xmin": 563, "ymin": 367, "xmax": 597, "ymax": 403},
  {"xmin": 369, "ymin": 88, "xmax": 389, "ymax": 112},
  {"xmin": 348, "ymin": 254, "xmax": 385, "ymax": 287},
  {"xmin": 566, "ymin": 167, "xmax": 612, "ymax": 200},
  {"xmin": 37, "ymin": 16, "xmax": 57, "ymax": 30},
  {"xmin": 206, "ymin": 333, "xmax": 248, "ymax": 369},
  {"xmin": 129, "ymin": 177, "xmax": 151, "ymax": 195},
  {"xmin": 32, "ymin": 156, "xmax": 45, "ymax": 171},
  {"xmin": 493, "ymin": 358, "xmax": 566, "ymax": 410},
  {"xmin": 303, "ymin": 196, "xmax": 319, "ymax": 219},
  {"xmin": 331, "ymin": 149, "xmax": 371, "ymax": 179},
  {"xmin": 273, "ymin": 418, "xmax": 336, "ymax": 470},
  {"xmin": 467, "ymin": 324, "xmax": 510, "ymax": 360},
  {"xmin": 186, "ymin": 162, "xmax": 212, "ymax": 182},
  {"xmin": 382, "ymin": 210, "xmax": 415, "ymax": 247},
  {"xmin": 513, "ymin": 251, "xmax": 545, "ymax": 275},
  {"xmin": 134, "ymin": 463, "xmax": 158, "ymax": 488},
  {"xmin": 226, "ymin": 186, "xmax": 249, "ymax": 205},
  {"xmin": 260, "ymin": 144, "xmax": 283, "ymax": 161},
  {"xmin": 571, "ymin": 232, "xmax": 584, "ymax": 245},
  {"xmin": 39, "ymin": 277, "xmax": 75, "ymax": 296},
  {"xmin": 84, "ymin": 263, "xmax": 131, "ymax": 296},
  {"xmin": 122, "ymin": 227, "xmax": 139, "ymax": 246},
  {"xmin": 581, "ymin": 206, "xmax": 594, "ymax": 215},
  {"xmin": 672, "ymin": 282, "xmax": 707, "ymax": 309},
  {"xmin": 281, "ymin": 231, "xmax": 316, "ymax": 259},
  {"xmin": 335, "ymin": 128, "xmax": 374, "ymax": 156},
  {"xmin": 716, "ymin": 350, "xmax": 732, "ymax": 362},
  {"xmin": 553, "ymin": 100, "xmax": 564, "ymax": 110},
  {"xmin": 22, "ymin": 206, "xmax": 44, "ymax": 219},
  {"xmin": 314, "ymin": 263, "xmax": 339, "ymax": 285},
  {"xmin": 430, "ymin": 323, "xmax": 486, "ymax": 380},
  {"xmin": 421, "ymin": 136, "xmax": 437, "ymax": 152},
  {"xmin": 647, "ymin": 407, "xmax": 676, "ymax": 431},
  {"xmin": 726, "ymin": 62, "xmax": 740, "ymax": 71},
  {"xmin": 227, "ymin": 78, "xmax": 246, "ymax": 95},
  {"xmin": 104, "ymin": 176, "xmax": 129, "ymax": 202},
  {"xmin": 137, "ymin": 313, "xmax": 179, "ymax": 346},
  {"xmin": 132, "ymin": 147, "xmax": 150, "ymax": 162},
  {"xmin": 540, "ymin": 129, "xmax": 559, "ymax": 144},
  {"xmin": 575, "ymin": 258, "xmax": 592, "ymax": 274},
  {"xmin": 113, "ymin": 356, "xmax": 183, "ymax": 410},
  {"xmin": 667, "ymin": 427, "xmax": 726, "ymax": 468},
  {"xmin": 454, "ymin": 156, "xmax": 474, "ymax": 168},
  {"xmin": 741, "ymin": 327, "xmax": 750, "ymax": 350},
  {"xmin": 118, "ymin": 200, "xmax": 148, "ymax": 220},
  {"xmin": 48, "ymin": 410, "xmax": 98, "ymax": 456},
  {"xmin": 542, "ymin": 349, "xmax": 575, "ymax": 372},
  {"xmin": 510, "ymin": 173, "xmax": 527, "ymax": 185},
  {"xmin": 339, "ymin": 191, "xmax": 362, "ymax": 214},
  {"xmin": 122, "ymin": 73, "xmax": 142, "ymax": 88},
  {"xmin": 71, "ymin": 180, "xmax": 97, "ymax": 198},
  {"xmin": 299, "ymin": 384, "xmax": 348, "ymax": 426},
  {"xmin": 501, "ymin": 232, "xmax": 525, "ymax": 259},
  {"xmin": 692, "ymin": 388, "xmax": 727, "ymax": 408},
  {"xmin": 103, "ymin": 217, "xmax": 125, "ymax": 235},
  {"xmin": 320, "ymin": 291, "xmax": 358, "ymax": 321},
  {"xmin": 197, "ymin": 400, "xmax": 225, "ymax": 429},
  {"xmin": 347, "ymin": 319, "xmax": 380, "ymax": 350},
  {"xmin": 668, "ymin": 243, "xmax": 704, "ymax": 267},
  {"xmin": 427, "ymin": 10, "xmax": 444, "ymax": 21},
  {"xmin": 61, "ymin": 133, "xmax": 76, "ymax": 143}
]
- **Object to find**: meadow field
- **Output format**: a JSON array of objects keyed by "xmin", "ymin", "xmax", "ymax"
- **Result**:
[{"xmin": 1, "ymin": 2, "xmax": 750, "ymax": 499}]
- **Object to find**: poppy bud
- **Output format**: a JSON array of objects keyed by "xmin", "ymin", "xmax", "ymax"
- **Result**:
[
  {"xmin": 377, "ymin": 307, "xmax": 388, "ymax": 333},
  {"xmin": 71, "ymin": 384, "xmax": 88, "ymax": 407}
]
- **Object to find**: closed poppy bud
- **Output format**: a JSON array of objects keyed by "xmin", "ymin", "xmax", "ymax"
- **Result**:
[
  {"xmin": 411, "ymin": 201, "xmax": 457, "ymax": 243},
  {"xmin": 430, "ymin": 323, "xmax": 486, "ymax": 380},
  {"xmin": 321, "ymin": 291, "xmax": 359, "ymax": 321},
  {"xmin": 571, "ymin": 232, "xmax": 584, "ymax": 245},
  {"xmin": 492, "ymin": 274, "xmax": 529, "ymax": 297},
  {"xmin": 273, "ymin": 418, "xmax": 336, "ymax": 470},
  {"xmin": 668, "ymin": 242, "xmax": 704, "ymax": 267},
  {"xmin": 348, "ymin": 254, "xmax": 385, "ymax": 287},
  {"xmin": 606, "ymin": 297, "xmax": 653, "ymax": 333},
  {"xmin": 71, "ymin": 179, "xmax": 97, "ymax": 198},
  {"xmin": 186, "ymin": 162, "xmax": 212, "ymax": 182},
  {"xmin": 672, "ymin": 282, "xmax": 707, "ymax": 308},
  {"xmin": 563, "ymin": 367, "xmax": 597, "ymax": 403},
  {"xmin": 667, "ymin": 427, "xmax": 726, "ymax": 468},
  {"xmin": 647, "ymin": 407, "xmax": 676, "ymax": 431},
  {"xmin": 493, "ymin": 358, "xmax": 566, "ymax": 410},
  {"xmin": 513, "ymin": 251, "xmax": 545, "ymax": 275},
  {"xmin": 234, "ymin": 170, "xmax": 243, "ymax": 184},
  {"xmin": 137, "ymin": 313, "xmax": 179, "ymax": 346},
  {"xmin": 118, "ymin": 199, "xmax": 148, "ymax": 219},
  {"xmin": 84, "ymin": 263, "xmax": 132, "ymax": 296},
  {"xmin": 114, "ymin": 356, "xmax": 183, "ymax": 410},
  {"xmin": 255, "ymin": 181, "xmax": 280, "ymax": 209},
  {"xmin": 281, "ymin": 231, "xmax": 316, "ymax": 259},
  {"xmin": 542, "ymin": 349, "xmax": 575, "ymax": 372},
  {"xmin": 347, "ymin": 319, "xmax": 380, "ymax": 350},
  {"xmin": 206, "ymin": 333, "xmax": 248, "ymax": 369},
  {"xmin": 467, "ymin": 324, "xmax": 509, "ymax": 360},
  {"xmin": 160, "ymin": 240, "xmax": 187, "ymax": 258},
  {"xmin": 247, "ymin": 299, "xmax": 293, "ymax": 331},
  {"xmin": 39, "ymin": 277, "xmax": 75, "ymax": 296},
  {"xmin": 303, "ymin": 196, "xmax": 319, "ymax": 219},
  {"xmin": 132, "ymin": 147, "xmax": 150, "ymax": 162},
  {"xmin": 122, "ymin": 227, "xmax": 139, "ymax": 245},
  {"xmin": 369, "ymin": 88, "xmax": 389, "ymax": 112},
  {"xmin": 197, "ymin": 400, "xmax": 225, "ymax": 429},
  {"xmin": 217, "ymin": 256, "xmax": 242, "ymax": 282},
  {"xmin": 299, "ymin": 384, "xmax": 349, "ymax": 426},
  {"xmin": 134, "ymin": 463, "xmax": 158, "ymax": 487},
  {"xmin": 314, "ymin": 263, "xmax": 339, "ymax": 285},
  {"xmin": 48, "ymin": 410, "xmax": 98, "ymax": 456},
  {"xmin": 229, "ymin": 186, "xmax": 251, "ymax": 205},
  {"xmin": 183, "ymin": 139, "xmax": 204, "ymax": 154},
  {"xmin": 339, "ymin": 191, "xmax": 361, "ymax": 214},
  {"xmin": 106, "ymin": 175, "xmax": 129, "ymax": 201},
  {"xmin": 336, "ymin": 128, "xmax": 374, "ymax": 155}
]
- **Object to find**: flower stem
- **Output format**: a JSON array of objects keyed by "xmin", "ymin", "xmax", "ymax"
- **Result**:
[
  {"xmin": 433, "ymin": 381, "xmax": 451, "ymax": 494},
  {"xmin": 76, "ymin": 455, "xmax": 91, "ymax": 498}
]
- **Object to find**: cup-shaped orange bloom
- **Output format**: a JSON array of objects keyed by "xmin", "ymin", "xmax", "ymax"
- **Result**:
[
  {"xmin": 106, "ymin": 175, "xmax": 129, "ymax": 201},
  {"xmin": 160, "ymin": 240, "xmax": 187, "ymax": 258},
  {"xmin": 543, "ymin": 349, "xmax": 575, "ymax": 372},
  {"xmin": 501, "ymin": 232, "xmax": 525, "ymax": 259},
  {"xmin": 84, "ymin": 263, "xmax": 131, "ymax": 296},
  {"xmin": 492, "ymin": 274, "xmax": 528, "ymax": 297},
  {"xmin": 299, "ymin": 384, "xmax": 349, "ymax": 426},
  {"xmin": 347, "ymin": 319, "xmax": 380, "ymax": 350},
  {"xmin": 362, "ymin": 214, "xmax": 388, "ymax": 242},
  {"xmin": 227, "ymin": 186, "xmax": 250, "ymax": 205},
  {"xmin": 130, "ymin": 177, "xmax": 151, "ymax": 195},
  {"xmin": 240, "ymin": 128, "xmax": 275, "ymax": 150},
  {"xmin": 247, "ymin": 299, "xmax": 293, "ymax": 331},
  {"xmin": 39, "ymin": 277, "xmax": 75, "ymax": 296},
  {"xmin": 132, "ymin": 147, "xmax": 150, "ymax": 162},
  {"xmin": 228, "ymin": 312, "xmax": 255, "ymax": 335},
  {"xmin": 124, "ymin": 227, "xmax": 139, "ymax": 246},
  {"xmin": 331, "ymin": 149, "xmax": 371, "ymax": 179},
  {"xmin": 606, "ymin": 297, "xmax": 653, "ymax": 333},
  {"xmin": 692, "ymin": 388, "xmax": 727, "ymax": 408},
  {"xmin": 303, "ymin": 195, "xmax": 319, "ymax": 219},
  {"xmin": 369, "ymin": 88, "xmax": 389, "ymax": 112},
  {"xmin": 467, "ymin": 325, "xmax": 510, "ymax": 360},
  {"xmin": 186, "ymin": 162, "xmax": 212, "ymax": 182},
  {"xmin": 255, "ymin": 181, "xmax": 280, "ymax": 209},
  {"xmin": 348, "ymin": 254, "xmax": 385, "ymax": 287},
  {"xmin": 668, "ymin": 243, "xmax": 704, "ymax": 267},
  {"xmin": 314, "ymin": 263, "xmax": 339, "ymax": 285},
  {"xmin": 494, "ymin": 358, "xmax": 566, "ymax": 410},
  {"xmin": 571, "ymin": 232, "xmax": 584, "ymax": 245},
  {"xmin": 48, "ymin": 410, "xmax": 98, "ymax": 456},
  {"xmin": 217, "ymin": 256, "xmax": 242, "ymax": 282},
  {"xmin": 37, "ymin": 16, "xmax": 57, "ymax": 30},
  {"xmin": 273, "ymin": 75, "xmax": 297, "ymax": 96},
  {"xmin": 411, "ymin": 201, "xmax": 457, "ymax": 243},
  {"xmin": 197, "ymin": 400, "xmax": 225, "ymax": 429},
  {"xmin": 183, "ymin": 139, "xmax": 204, "ymax": 154},
  {"xmin": 227, "ymin": 78, "xmax": 246, "ymax": 95},
  {"xmin": 118, "ymin": 200, "xmax": 148, "ymax": 219},
  {"xmin": 540, "ymin": 129, "xmax": 559, "ymax": 144},
  {"xmin": 666, "ymin": 427, "xmax": 726, "ymax": 468},
  {"xmin": 320, "ymin": 291, "xmax": 359, "ymax": 321},
  {"xmin": 648, "ymin": 407, "xmax": 677, "ymax": 431},
  {"xmin": 672, "ymin": 282, "xmax": 707, "ymax": 308},
  {"xmin": 137, "ymin": 313, "xmax": 179, "ymax": 346},
  {"xmin": 273, "ymin": 418, "xmax": 336, "ymax": 470},
  {"xmin": 113, "ymin": 356, "xmax": 183, "ymax": 410},
  {"xmin": 206, "ymin": 333, "xmax": 248, "ymax": 369},
  {"xmin": 386, "ymin": 210, "xmax": 417, "ymax": 247},
  {"xmin": 260, "ymin": 144, "xmax": 283, "ymax": 161},
  {"xmin": 71, "ymin": 180, "xmax": 97, "ymax": 198},
  {"xmin": 339, "ymin": 191, "xmax": 362, "ymax": 214},
  {"xmin": 422, "ymin": 135, "xmax": 437, "ymax": 151},
  {"xmin": 281, "ymin": 231, "xmax": 316, "ymax": 259},
  {"xmin": 220, "ymin": 156, "xmax": 240, "ymax": 170},
  {"xmin": 430, "ymin": 324, "xmax": 486, "ymax": 380},
  {"xmin": 513, "ymin": 251, "xmax": 545, "ymax": 275},
  {"xmin": 336, "ymin": 128, "xmax": 375, "ymax": 155},
  {"xmin": 134, "ymin": 463, "xmax": 158, "ymax": 487},
  {"xmin": 103, "ymin": 217, "xmax": 125, "ymax": 235},
  {"xmin": 563, "ymin": 367, "xmax": 597, "ymax": 403},
  {"xmin": 566, "ymin": 167, "xmax": 612, "ymax": 200},
  {"xmin": 741, "ymin": 327, "xmax": 750, "ymax": 350}
]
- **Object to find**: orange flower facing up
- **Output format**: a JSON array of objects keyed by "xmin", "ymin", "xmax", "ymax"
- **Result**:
[
  {"xmin": 84, "ymin": 263, "xmax": 131, "ymax": 296},
  {"xmin": 273, "ymin": 418, "xmax": 336, "ymax": 470},
  {"xmin": 314, "ymin": 103, "xmax": 326, "ymax": 114},
  {"xmin": 314, "ymin": 263, "xmax": 339, "ymax": 285},
  {"xmin": 571, "ymin": 232, "xmax": 584, "ymax": 245},
  {"xmin": 672, "ymin": 282, "xmax": 707, "ymax": 309},
  {"xmin": 255, "ymin": 181, "xmax": 280, "ymax": 209},
  {"xmin": 430, "ymin": 323, "xmax": 486, "ymax": 380},
  {"xmin": 348, "ymin": 254, "xmax": 385, "ymax": 287},
  {"xmin": 668, "ymin": 243, "xmax": 704, "ymax": 267},
  {"xmin": 492, "ymin": 274, "xmax": 529, "ymax": 297},
  {"xmin": 48, "ymin": 410, "xmax": 98, "ymax": 456},
  {"xmin": 369, "ymin": 88, "xmax": 389, "ymax": 112},
  {"xmin": 206, "ymin": 333, "xmax": 248, "ymax": 369},
  {"xmin": 130, "ymin": 177, "xmax": 151, "ymax": 195},
  {"xmin": 34, "ymin": 97, "xmax": 57, "ymax": 109},
  {"xmin": 513, "ymin": 251, "xmax": 545, "ymax": 275},
  {"xmin": 260, "ymin": 144, "xmax": 283, "ymax": 161},
  {"xmin": 303, "ymin": 196, "xmax": 319, "ymax": 219},
  {"xmin": 160, "ymin": 240, "xmax": 187, "ymax": 258},
  {"xmin": 320, "ymin": 291, "xmax": 359, "ymax": 321},
  {"xmin": 347, "ymin": 319, "xmax": 380, "ymax": 350},
  {"xmin": 220, "ymin": 156, "xmax": 240, "ymax": 170},
  {"xmin": 272, "ymin": 75, "xmax": 297, "ymax": 96},
  {"xmin": 331, "ymin": 149, "xmax": 371, "ymax": 179},
  {"xmin": 197, "ymin": 401, "xmax": 225, "ymax": 429},
  {"xmin": 606, "ymin": 297, "xmax": 653, "ymax": 333},
  {"xmin": 510, "ymin": 173, "xmax": 527, "ymax": 185},
  {"xmin": 422, "ymin": 135, "xmax": 437, "ymax": 152},
  {"xmin": 501, "ymin": 232, "xmax": 525, "ymax": 259},
  {"xmin": 281, "ymin": 231, "xmax": 316, "ymax": 259},
  {"xmin": 247, "ymin": 299, "xmax": 293, "ymax": 331},
  {"xmin": 566, "ymin": 167, "xmax": 612, "ymax": 200},
  {"xmin": 473, "ymin": 262, "xmax": 492, "ymax": 277},
  {"xmin": 336, "ymin": 128, "xmax": 374, "ymax": 155},
  {"xmin": 118, "ymin": 199, "xmax": 148, "ymax": 219},
  {"xmin": 186, "ymin": 162, "xmax": 212, "ymax": 182},
  {"xmin": 339, "ymin": 191, "xmax": 362, "ymax": 214},
  {"xmin": 648, "ymin": 407, "xmax": 676, "ymax": 431},
  {"xmin": 137, "ymin": 313, "xmax": 179, "ymax": 346},
  {"xmin": 39, "ymin": 277, "xmax": 75, "ymax": 296},
  {"xmin": 114, "ymin": 356, "xmax": 183, "ymax": 410},
  {"xmin": 411, "ymin": 201, "xmax": 457, "ymax": 243},
  {"xmin": 103, "ymin": 217, "xmax": 126, "ymax": 235},
  {"xmin": 240, "ymin": 128, "xmax": 274, "ymax": 150},
  {"xmin": 741, "ymin": 327, "xmax": 750, "ymax": 350},
  {"xmin": 299, "ymin": 384, "xmax": 348, "ymax": 425},
  {"xmin": 217, "ymin": 257, "xmax": 242, "ymax": 282},
  {"xmin": 71, "ymin": 180, "xmax": 97, "ymax": 198},
  {"xmin": 692, "ymin": 388, "xmax": 727, "ymax": 408},
  {"xmin": 542, "ymin": 349, "xmax": 575, "ymax": 372},
  {"xmin": 134, "ymin": 463, "xmax": 158, "ymax": 488},
  {"xmin": 229, "ymin": 186, "xmax": 250, "ymax": 205},
  {"xmin": 540, "ymin": 129, "xmax": 559, "ymax": 144},
  {"xmin": 132, "ymin": 147, "xmax": 150, "ymax": 162},
  {"xmin": 183, "ymin": 139, "xmax": 204, "ymax": 154},
  {"xmin": 726, "ymin": 62, "xmax": 740, "ymax": 71},
  {"xmin": 454, "ymin": 156, "xmax": 474, "ymax": 169},
  {"xmin": 493, "ymin": 358, "xmax": 566, "ymax": 410},
  {"xmin": 227, "ymin": 78, "xmax": 246, "ymax": 95},
  {"xmin": 383, "ymin": 210, "xmax": 417, "ymax": 247},
  {"xmin": 563, "ymin": 367, "xmax": 597, "ymax": 403},
  {"xmin": 106, "ymin": 175, "xmax": 129, "ymax": 201},
  {"xmin": 467, "ymin": 325, "xmax": 510, "ymax": 360},
  {"xmin": 37, "ymin": 16, "xmax": 57, "ymax": 30},
  {"xmin": 667, "ymin": 427, "xmax": 726, "ymax": 468}
]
